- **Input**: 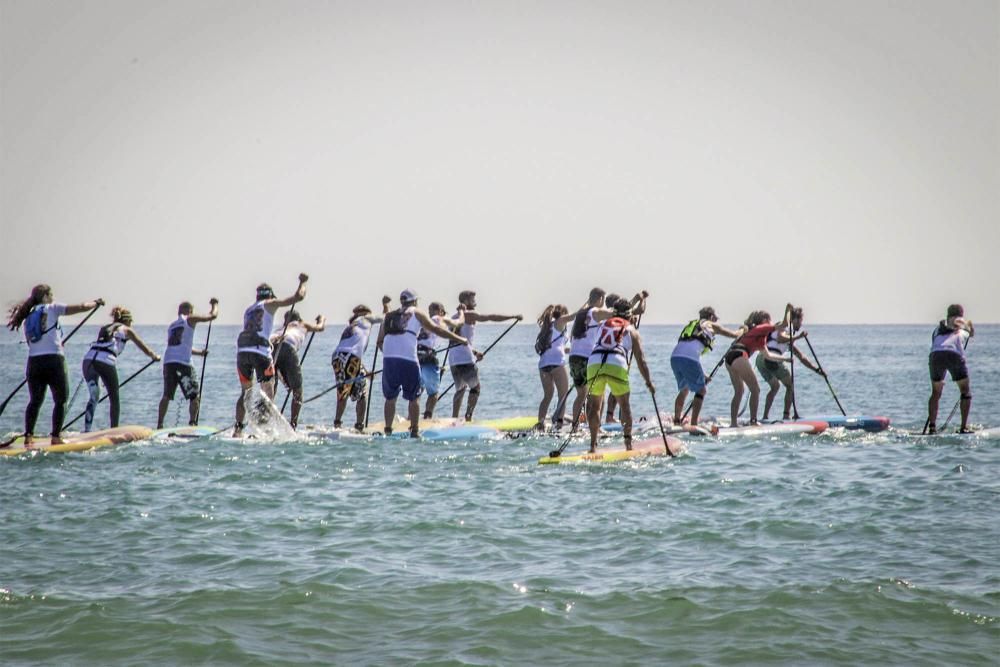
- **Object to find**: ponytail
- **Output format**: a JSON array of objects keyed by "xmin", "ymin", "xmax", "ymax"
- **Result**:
[{"xmin": 7, "ymin": 284, "xmax": 50, "ymax": 331}]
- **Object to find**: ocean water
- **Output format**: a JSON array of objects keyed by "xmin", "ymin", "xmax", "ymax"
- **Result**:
[{"xmin": 1, "ymin": 323, "xmax": 997, "ymax": 665}]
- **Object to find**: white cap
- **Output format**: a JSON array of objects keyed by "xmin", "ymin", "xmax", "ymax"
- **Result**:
[{"xmin": 400, "ymin": 289, "xmax": 418, "ymax": 304}]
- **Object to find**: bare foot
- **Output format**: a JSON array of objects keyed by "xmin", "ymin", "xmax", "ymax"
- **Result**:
[{"xmin": 51, "ymin": 436, "xmax": 66, "ymax": 445}]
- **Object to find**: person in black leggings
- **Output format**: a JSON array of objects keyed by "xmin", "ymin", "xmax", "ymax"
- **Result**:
[{"xmin": 6, "ymin": 284, "xmax": 102, "ymax": 445}]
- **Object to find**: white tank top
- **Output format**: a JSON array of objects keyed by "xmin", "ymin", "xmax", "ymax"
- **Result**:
[
  {"xmin": 334, "ymin": 317, "xmax": 373, "ymax": 359},
  {"xmin": 417, "ymin": 315, "xmax": 441, "ymax": 352},
  {"xmin": 85, "ymin": 324, "xmax": 128, "ymax": 367},
  {"xmin": 931, "ymin": 322, "xmax": 969, "ymax": 357},
  {"xmin": 587, "ymin": 318, "xmax": 632, "ymax": 370},
  {"xmin": 569, "ymin": 308, "xmax": 601, "ymax": 358},
  {"xmin": 538, "ymin": 326, "xmax": 568, "ymax": 368},
  {"xmin": 448, "ymin": 316, "xmax": 476, "ymax": 366},
  {"xmin": 382, "ymin": 307, "xmax": 422, "ymax": 361},
  {"xmin": 279, "ymin": 323, "xmax": 307, "ymax": 353},
  {"xmin": 163, "ymin": 315, "xmax": 196, "ymax": 366},
  {"xmin": 238, "ymin": 301, "xmax": 274, "ymax": 357}
]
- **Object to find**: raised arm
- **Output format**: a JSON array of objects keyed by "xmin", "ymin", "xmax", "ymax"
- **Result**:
[
  {"xmin": 271, "ymin": 273, "xmax": 309, "ymax": 309},
  {"xmin": 189, "ymin": 298, "xmax": 220, "ymax": 325},
  {"xmin": 709, "ymin": 322, "xmax": 743, "ymax": 339},
  {"xmin": 304, "ymin": 315, "xmax": 326, "ymax": 333},
  {"xmin": 466, "ymin": 311, "xmax": 523, "ymax": 324}
]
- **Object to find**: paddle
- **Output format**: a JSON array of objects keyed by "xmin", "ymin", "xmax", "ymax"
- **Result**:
[
  {"xmin": 941, "ymin": 334, "xmax": 973, "ymax": 431},
  {"xmin": 192, "ymin": 316, "xmax": 215, "ymax": 426},
  {"xmin": 0, "ymin": 301, "xmax": 103, "ymax": 418},
  {"xmin": 788, "ymin": 320, "xmax": 800, "ymax": 420},
  {"xmin": 64, "ymin": 357, "xmax": 159, "ymax": 430},
  {"xmin": 302, "ymin": 370, "xmax": 383, "ymax": 405},
  {"xmin": 649, "ymin": 390, "xmax": 678, "ymax": 457},
  {"xmin": 362, "ymin": 332, "xmax": 381, "ymax": 430},
  {"xmin": 437, "ymin": 319, "xmax": 520, "ymax": 401},
  {"xmin": 802, "ymin": 334, "xmax": 846, "ymax": 416},
  {"xmin": 279, "ymin": 315, "xmax": 321, "ymax": 415}
]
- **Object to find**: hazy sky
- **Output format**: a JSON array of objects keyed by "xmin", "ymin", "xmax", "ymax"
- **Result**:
[{"xmin": 2, "ymin": 1, "xmax": 997, "ymax": 324}]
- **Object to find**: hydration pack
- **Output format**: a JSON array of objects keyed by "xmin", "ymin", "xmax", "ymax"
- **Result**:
[
  {"xmin": 383, "ymin": 308, "xmax": 412, "ymax": 336},
  {"xmin": 534, "ymin": 323, "xmax": 552, "ymax": 355},
  {"xmin": 24, "ymin": 305, "xmax": 48, "ymax": 343}
]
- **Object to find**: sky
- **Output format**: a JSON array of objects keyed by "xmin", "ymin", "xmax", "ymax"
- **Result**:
[{"xmin": 1, "ymin": 0, "xmax": 997, "ymax": 325}]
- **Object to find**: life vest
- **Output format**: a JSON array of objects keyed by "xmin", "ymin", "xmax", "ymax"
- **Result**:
[
  {"xmin": 678, "ymin": 318, "xmax": 713, "ymax": 353},
  {"xmin": 593, "ymin": 317, "xmax": 631, "ymax": 356},
  {"xmin": 383, "ymin": 308, "xmax": 415, "ymax": 336}
]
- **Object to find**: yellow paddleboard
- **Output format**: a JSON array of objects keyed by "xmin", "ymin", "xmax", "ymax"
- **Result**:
[{"xmin": 0, "ymin": 426, "xmax": 153, "ymax": 456}]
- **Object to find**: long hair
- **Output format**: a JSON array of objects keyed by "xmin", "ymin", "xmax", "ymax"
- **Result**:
[
  {"xmin": 536, "ymin": 304, "xmax": 567, "ymax": 354},
  {"xmin": 111, "ymin": 306, "xmax": 133, "ymax": 325},
  {"xmin": 7, "ymin": 284, "xmax": 50, "ymax": 331},
  {"xmin": 744, "ymin": 310, "xmax": 771, "ymax": 328}
]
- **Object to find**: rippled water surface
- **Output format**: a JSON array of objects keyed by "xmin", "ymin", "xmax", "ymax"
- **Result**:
[{"xmin": 2, "ymin": 324, "xmax": 998, "ymax": 665}]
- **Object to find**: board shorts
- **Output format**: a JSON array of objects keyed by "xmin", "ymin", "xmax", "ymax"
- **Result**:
[
  {"xmin": 587, "ymin": 363, "xmax": 630, "ymax": 397},
  {"xmin": 420, "ymin": 361, "xmax": 442, "ymax": 396},
  {"xmin": 929, "ymin": 350, "xmax": 968, "ymax": 382},
  {"xmin": 274, "ymin": 343, "xmax": 303, "ymax": 392},
  {"xmin": 755, "ymin": 353, "xmax": 791, "ymax": 384},
  {"xmin": 450, "ymin": 363, "xmax": 480, "ymax": 392},
  {"xmin": 383, "ymin": 357, "xmax": 422, "ymax": 401},
  {"xmin": 569, "ymin": 355, "xmax": 588, "ymax": 388},
  {"xmin": 237, "ymin": 351, "xmax": 274, "ymax": 385},
  {"xmin": 163, "ymin": 362, "xmax": 199, "ymax": 400},
  {"xmin": 332, "ymin": 351, "xmax": 367, "ymax": 401},
  {"xmin": 671, "ymin": 356, "xmax": 706, "ymax": 393}
]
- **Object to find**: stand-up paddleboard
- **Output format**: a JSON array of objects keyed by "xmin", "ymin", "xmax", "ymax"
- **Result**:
[
  {"xmin": 538, "ymin": 435, "xmax": 684, "ymax": 464},
  {"xmin": 602, "ymin": 414, "xmax": 717, "ymax": 436},
  {"xmin": 421, "ymin": 424, "xmax": 500, "ymax": 441},
  {"xmin": 714, "ymin": 420, "xmax": 828, "ymax": 437},
  {"xmin": 476, "ymin": 416, "xmax": 538, "ymax": 432},
  {"xmin": 0, "ymin": 426, "xmax": 153, "ymax": 456},
  {"xmin": 151, "ymin": 425, "xmax": 218, "ymax": 441},
  {"xmin": 365, "ymin": 417, "xmax": 458, "ymax": 437},
  {"xmin": 793, "ymin": 415, "xmax": 890, "ymax": 432}
]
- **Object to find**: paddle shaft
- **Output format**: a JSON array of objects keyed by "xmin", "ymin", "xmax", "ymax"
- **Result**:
[
  {"xmin": 193, "ymin": 319, "xmax": 214, "ymax": 425},
  {"xmin": 363, "ymin": 336, "xmax": 381, "ymax": 429},
  {"xmin": 64, "ymin": 357, "xmax": 159, "ymax": 429},
  {"xmin": 649, "ymin": 391, "xmax": 676, "ymax": 457},
  {"xmin": 0, "ymin": 302, "xmax": 103, "ymax": 417},
  {"xmin": 682, "ymin": 330, "xmax": 747, "ymax": 420},
  {"xmin": 788, "ymin": 322, "xmax": 799, "ymax": 420},
  {"xmin": 303, "ymin": 370, "xmax": 382, "ymax": 405},
  {"xmin": 802, "ymin": 335, "xmax": 846, "ymax": 416},
  {"xmin": 549, "ymin": 356, "xmax": 607, "ymax": 458},
  {"xmin": 437, "ymin": 319, "xmax": 519, "ymax": 401},
  {"xmin": 942, "ymin": 334, "xmax": 973, "ymax": 430}
]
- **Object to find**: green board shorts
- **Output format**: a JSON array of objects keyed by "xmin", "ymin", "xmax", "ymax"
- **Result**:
[
  {"xmin": 755, "ymin": 352, "xmax": 791, "ymax": 384},
  {"xmin": 569, "ymin": 356, "xmax": 588, "ymax": 388},
  {"xmin": 587, "ymin": 363, "xmax": 630, "ymax": 397}
]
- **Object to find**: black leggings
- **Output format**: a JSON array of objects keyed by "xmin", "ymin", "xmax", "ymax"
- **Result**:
[
  {"xmin": 84, "ymin": 359, "xmax": 120, "ymax": 430},
  {"xmin": 25, "ymin": 354, "xmax": 70, "ymax": 437}
]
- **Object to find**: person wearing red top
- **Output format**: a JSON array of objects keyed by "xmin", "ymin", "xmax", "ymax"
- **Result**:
[{"xmin": 723, "ymin": 304, "xmax": 793, "ymax": 427}]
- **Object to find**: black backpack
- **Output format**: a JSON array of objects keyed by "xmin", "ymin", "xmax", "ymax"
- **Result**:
[{"xmin": 384, "ymin": 308, "xmax": 410, "ymax": 335}]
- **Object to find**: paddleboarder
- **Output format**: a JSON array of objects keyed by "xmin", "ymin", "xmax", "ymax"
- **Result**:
[
  {"xmin": 926, "ymin": 304, "xmax": 974, "ymax": 434},
  {"xmin": 670, "ymin": 306, "xmax": 743, "ymax": 427},
  {"xmin": 82, "ymin": 306, "xmax": 161, "ymax": 432},
  {"xmin": 533, "ymin": 303, "xmax": 570, "ymax": 431},
  {"xmin": 272, "ymin": 311, "xmax": 326, "ymax": 429},
  {"xmin": 586, "ymin": 299, "xmax": 655, "ymax": 453},
  {"xmin": 756, "ymin": 306, "xmax": 824, "ymax": 421},
  {"xmin": 447, "ymin": 290, "xmax": 522, "ymax": 422},
  {"xmin": 157, "ymin": 299, "xmax": 218, "ymax": 429},
  {"xmin": 418, "ymin": 301, "xmax": 464, "ymax": 419},
  {"xmin": 332, "ymin": 298, "xmax": 389, "ymax": 431},
  {"xmin": 6, "ymin": 284, "xmax": 103, "ymax": 445},
  {"xmin": 724, "ymin": 305, "xmax": 793, "ymax": 427},
  {"xmin": 378, "ymin": 289, "xmax": 468, "ymax": 437},
  {"xmin": 233, "ymin": 274, "xmax": 308, "ymax": 438}
]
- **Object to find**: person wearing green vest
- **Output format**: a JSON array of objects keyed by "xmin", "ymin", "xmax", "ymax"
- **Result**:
[{"xmin": 669, "ymin": 307, "xmax": 742, "ymax": 426}]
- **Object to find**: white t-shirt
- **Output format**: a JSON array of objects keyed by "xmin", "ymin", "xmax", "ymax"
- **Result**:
[{"xmin": 26, "ymin": 303, "xmax": 67, "ymax": 357}]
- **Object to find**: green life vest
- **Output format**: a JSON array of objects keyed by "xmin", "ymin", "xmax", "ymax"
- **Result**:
[{"xmin": 678, "ymin": 319, "xmax": 713, "ymax": 354}]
